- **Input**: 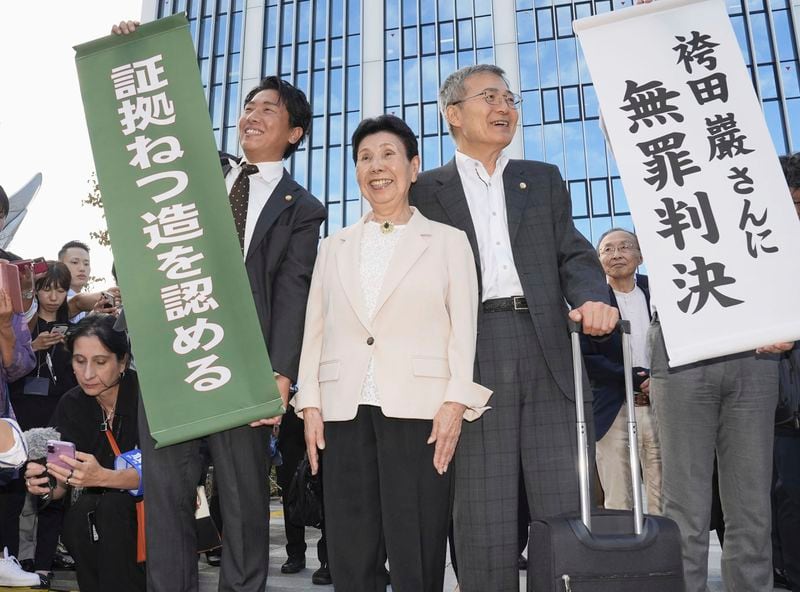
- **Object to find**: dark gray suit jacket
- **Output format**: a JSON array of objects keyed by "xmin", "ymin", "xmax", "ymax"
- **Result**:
[
  {"xmin": 409, "ymin": 158, "xmax": 608, "ymax": 399},
  {"xmin": 221, "ymin": 155, "xmax": 327, "ymax": 382}
]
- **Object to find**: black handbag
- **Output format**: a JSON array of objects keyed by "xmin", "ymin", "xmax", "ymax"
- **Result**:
[{"xmin": 285, "ymin": 454, "xmax": 323, "ymax": 529}]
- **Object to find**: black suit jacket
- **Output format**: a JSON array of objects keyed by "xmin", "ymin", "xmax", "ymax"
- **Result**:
[
  {"xmin": 221, "ymin": 154, "xmax": 326, "ymax": 382},
  {"xmin": 580, "ymin": 275, "xmax": 651, "ymax": 439},
  {"xmin": 410, "ymin": 158, "xmax": 608, "ymax": 399}
]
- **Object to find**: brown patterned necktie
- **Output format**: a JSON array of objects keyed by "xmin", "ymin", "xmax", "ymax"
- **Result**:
[{"xmin": 228, "ymin": 163, "xmax": 260, "ymax": 252}]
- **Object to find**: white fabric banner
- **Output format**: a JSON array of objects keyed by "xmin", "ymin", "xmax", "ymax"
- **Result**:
[{"xmin": 574, "ymin": 0, "xmax": 800, "ymax": 367}]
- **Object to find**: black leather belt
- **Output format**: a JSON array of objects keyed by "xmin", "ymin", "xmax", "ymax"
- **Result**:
[{"xmin": 483, "ymin": 296, "xmax": 528, "ymax": 313}]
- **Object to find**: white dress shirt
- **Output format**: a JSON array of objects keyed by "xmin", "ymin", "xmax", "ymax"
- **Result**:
[
  {"xmin": 454, "ymin": 151, "xmax": 524, "ymax": 301},
  {"xmin": 225, "ymin": 159, "xmax": 285, "ymax": 256},
  {"xmin": 613, "ymin": 285, "xmax": 650, "ymax": 368},
  {"xmin": 0, "ymin": 418, "xmax": 27, "ymax": 469}
]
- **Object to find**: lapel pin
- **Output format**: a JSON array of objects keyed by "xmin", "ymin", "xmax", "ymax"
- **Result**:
[
  {"xmin": 284, "ymin": 194, "xmax": 293, "ymax": 202},
  {"xmin": 519, "ymin": 182, "xmax": 527, "ymax": 190}
]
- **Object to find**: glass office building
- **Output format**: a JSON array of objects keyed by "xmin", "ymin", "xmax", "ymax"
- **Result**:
[{"xmin": 145, "ymin": 0, "xmax": 800, "ymax": 241}]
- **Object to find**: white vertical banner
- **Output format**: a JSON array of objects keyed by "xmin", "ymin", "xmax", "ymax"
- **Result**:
[{"xmin": 574, "ymin": 0, "xmax": 800, "ymax": 367}]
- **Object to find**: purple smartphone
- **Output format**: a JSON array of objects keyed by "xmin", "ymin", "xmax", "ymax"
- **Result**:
[{"xmin": 46, "ymin": 440, "xmax": 76, "ymax": 471}]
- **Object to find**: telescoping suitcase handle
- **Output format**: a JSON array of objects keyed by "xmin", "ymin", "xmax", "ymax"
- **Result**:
[{"xmin": 568, "ymin": 318, "xmax": 644, "ymax": 536}]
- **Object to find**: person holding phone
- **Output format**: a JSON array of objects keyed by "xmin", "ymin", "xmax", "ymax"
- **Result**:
[
  {"xmin": 25, "ymin": 314, "xmax": 144, "ymax": 592},
  {"xmin": 3, "ymin": 262, "xmax": 78, "ymax": 585}
]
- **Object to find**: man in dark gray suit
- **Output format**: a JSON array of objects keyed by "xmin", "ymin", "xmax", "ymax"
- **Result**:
[
  {"xmin": 138, "ymin": 75, "xmax": 326, "ymax": 592},
  {"xmin": 410, "ymin": 64, "xmax": 618, "ymax": 591}
]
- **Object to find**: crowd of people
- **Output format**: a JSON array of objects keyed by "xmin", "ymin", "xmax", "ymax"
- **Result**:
[{"xmin": 0, "ymin": 17, "xmax": 795, "ymax": 592}]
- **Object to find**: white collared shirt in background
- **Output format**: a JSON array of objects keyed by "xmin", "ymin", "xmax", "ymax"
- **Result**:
[
  {"xmin": 225, "ymin": 159, "xmax": 284, "ymax": 256},
  {"xmin": 455, "ymin": 150, "xmax": 524, "ymax": 301},
  {"xmin": 613, "ymin": 285, "xmax": 650, "ymax": 368}
]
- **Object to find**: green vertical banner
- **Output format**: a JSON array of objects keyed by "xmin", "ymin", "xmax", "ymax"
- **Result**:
[{"xmin": 74, "ymin": 15, "xmax": 282, "ymax": 447}]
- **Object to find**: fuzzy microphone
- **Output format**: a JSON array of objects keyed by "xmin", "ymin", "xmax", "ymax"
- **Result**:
[{"xmin": 23, "ymin": 427, "xmax": 61, "ymax": 463}]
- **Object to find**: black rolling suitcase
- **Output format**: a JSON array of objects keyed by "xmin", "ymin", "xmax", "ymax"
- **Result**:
[{"xmin": 528, "ymin": 320, "xmax": 685, "ymax": 591}]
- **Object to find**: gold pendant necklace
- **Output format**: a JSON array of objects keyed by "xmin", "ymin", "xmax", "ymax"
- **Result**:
[{"xmin": 380, "ymin": 220, "xmax": 395, "ymax": 234}]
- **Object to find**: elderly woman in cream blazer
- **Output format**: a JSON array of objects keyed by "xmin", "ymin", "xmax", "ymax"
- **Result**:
[{"xmin": 293, "ymin": 114, "xmax": 491, "ymax": 592}]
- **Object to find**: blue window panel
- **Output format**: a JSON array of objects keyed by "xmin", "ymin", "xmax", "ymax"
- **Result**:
[
  {"xmin": 404, "ymin": 58, "xmax": 420, "ymax": 103},
  {"xmin": 782, "ymin": 61, "xmax": 800, "ymax": 98},
  {"xmin": 174, "ymin": 0, "xmax": 187, "ymax": 13},
  {"xmin": 458, "ymin": 50, "xmax": 475, "ymax": 68},
  {"xmin": 187, "ymin": 0, "xmax": 199, "ymax": 18},
  {"xmin": 422, "ymin": 24, "xmax": 437, "ymax": 54},
  {"xmin": 590, "ymin": 216, "xmax": 613, "ymax": 242},
  {"xmin": 524, "ymin": 125, "xmax": 544, "ymax": 161},
  {"xmin": 440, "ymin": 21, "xmax": 456, "ymax": 53},
  {"xmin": 281, "ymin": 45, "xmax": 293, "ymax": 71},
  {"xmin": 213, "ymin": 127, "xmax": 222, "ymax": 148},
  {"xmin": 347, "ymin": 34, "xmax": 361, "ymax": 63},
  {"xmin": 423, "ymin": 136, "xmax": 442, "ymax": 169},
  {"xmin": 544, "ymin": 122, "xmax": 566, "ymax": 175},
  {"xmin": 403, "ymin": 0, "xmax": 418, "ymax": 26},
  {"xmin": 577, "ymin": 43, "xmax": 591, "ymax": 82},
  {"xmin": 281, "ymin": 3, "xmax": 294, "ymax": 45},
  {"xmin": 264, "ymin": 47, "xmax": 277, "ymax": 76},
  {"xmin": 424, "ymin": 102, "xmax": 440, "ymax": 135},
  {"xmin": 386, "ymin": 0, "xmax": 400, "ymax": 29},
  {"xmin": 557, "ymin": 39, "xmax": 579, "ymax": 85},
  {"xmin": 314, "ymin": 40, "xmax": 327, "ymax": 69},
  {"xmin": 562, "ymin": 86, "xmax": 580, "ymax": 120},
  {"xmin": 585, "ymin": 120, "xmax": 608, "ymax": 178},
  {"xmin": 582, "ymin": 84, "xmax": 598, "ymax": 118},
  {"xmin": 296, "ymin": 42, "xmax": 310, "ymax": 72},
  {"xmin": 295, "ymin": 71, "xmax": 309, "ymax": 96},
  {"xmin": 569, "ymin": 180, "xmax": 588, "ymax": 217},
  {"xmin": 613, "ymin": 214, "xmax": 632, "ymax": 233},
  {"xmin": 332, "ymin": 0, "xmax": 344, "ymax": 37},
  {"xmin": 210, "ymin": 84, "xmax": 224, "ymax": 128},
  {"xmin": 517, "ymin": 10, "xmax": 535, "ymax": 43},
  {"xmin": 227, "ymin": 52, "xmax": 240, "ymax": 83},
  {"xmin": 189, "ymin": 18, "xmax": 199, "ymax": 45},
  {"xmin": 458, "ymin": 19, "xmax": 474, "ymax": 50},
  {"xmin": 537, "ymin": 8, "xmax": 554, "ymax": 40},
  {"xmin": 564, "ymin": 121, "xmax": 586, "ymax": 180},
  {"xmin": 328, "ymin": 146, "xmax": 343, "ymax": 202},
  {"xmin": 538, "ymin": 41, "xmax": 558, "ymax": 88},
  {"xmin": 612, "ymin": 178, "xmax": 629, "ymax": 215},
  {"xmin": 331, "ymin": 37, "xmax": 344, "ymax": 66},
  {"xmin": 726, "ymin": 0, "xmax": 743, "ymax": 14},
  {"xmin": 199, "ymin": 16, "xmax": 213, "ymax": 58},
  {"xmin": 224, "ymin": 124, "xmax": 239, "ymax": 154},
  {"xmin": 202, "ymin": 0, "xmax": 213, "ymax": 17},
  {"xmin": 422, "ymin": 56, "xmax": 440, "ymax": 102},
  {"xmin": 517, "ymin": 0, "xmax": 534, "ymax": 9},
  {"xmin": 519, "ymin": 42, "xmax": 539, "ymax": 90},
  {"xmin": 763, "ymin": 100, "xmax": 788, "ymax": 154},
  {"xmin": 297, "ymin": 1, "xmax": 310, "ymax": 42},
  {"xmin": 439, "ymin": 53, "xmax": 457, "ymax": 83},
  {"xmin": 314, "ymin": 0, "xmax": 328, "ymax": 39},
  {"xmin": 758, "ymin": 63, "xmax": 777, "ymax": 99},
  {"xmin": 348, "ymin": 0, "xmax": 361, "ymax": 34},
  {"xmin": 574, "ymin": 218, "xmax": 591, "ymax": 241},
  {"xmin": 575, "ymin": 2, "xmax": 591, "ymax": 19},
  {"xmin": 595, "ymin": 1, "xmax": 611, "ymax": 14},
  {"xmin": 475, "ymin": 15, "xmax": 493, "ymax": 47},
  {"xmin": 385, "ymin": 60, "xmax": 401, "ymax": 107},
  {"xmin": 442, "ymin": 139, "xmax": 456, "ymax": 163},
  {"xmin": 773, "ymin": 10, "xmax": 797, "ymax": 62},
  {"xmin": 346, "ymin": 65, "xmax": 360, "ymax": 111},
  {"xmin": 521, "ymin": 90, "xmax": 542, "ymax": 125},
  {"xmin": 347, "ymin": 112, "xmax": 361, "ymax": 143},
  {"xmin": 312, "ymin": 71, "xmax": 326, "ymax": 115},
  {"xmin": 750, "ymin": 13, "xmax": 774, "ymax": 64},
  {"xmin": 346, "ymin": 165, "xmax": 359, "ymax": 202},
  {"xmin": 608, "ymin": 149, "xmax": 618, "ymax": 177},
  {"xmin": 327, "ymin": 203, "xmax": 343, "ymax": 235},
  {"xmin": 421, "ymin": 1, "xmax": 436, "ymax": 24},
  {"xmin": 405, "ymin": 104, "xmax": 421, "ymax": 136},
  {"xmin": 214, "ymin": 13, "xmax": 228, "ymax": 56},
  {"xmin": 311, "ymin": 148, "xmax": 325, "ymax": 197},
  {"xmin": 555, "ymin": 4, "xmax": 572, "ymax": 37},
  {"xmin": 328, "ymin": 113, "xmax": 343, "ymax": 146},
  {"xmin": 457, "ymin": 0, "xmax": 473, "ymax": 18},
  {"xmin": 404, "ymin": 26, "xmax": 419, "ymax": 57},
  {"xmin": 200, "ymin": 57, "xmax": 210, "ymax": 86},
  {"xmin": 386, "ymin": 29, "xmax": 400, "ymax": 60},
  {"xmin": 266, "ymin": 6, "xmax": 278, "ymax": 47},
  {"xmin": 590, "ymin": 179, "xmax": 610, "ymax": 216},
  {"xmin": 543, "ymin": 88, "xmax": 561, "ymax": 122},
  {"xmin": 346, "ymin": 199, "xmax": 362, "ymax": 225},
  {"xmin": 475, "ymin": 0, "xmax": 492, "ymax": 15},
  {"xmin": 231, "ymin": 11, "xmax": 242, "ymax": 52},
  {"xmin": 329, "ymin": 68, "xmax": 343, "ymax": 113},
  {"xmin": 476, "ymin": 47, "xmax": 494, "ymax": 64},
  {"xmin": 292, "ymin": 149, "xmax": 308, "ymax": 185},
  {"xmin": 788, "ymin": 98, "xmax": 800, "ymax": 150},
  {"xmin": 213, "ymin": 55, "xmax": 225, "ymax": 84},
  {"xmin": 311, "ymin": 115, "xmax": 325, "ymax": 148},
  {"xmin": 747, "ymin": 0, "xmax": 764, "ymax": 10},
  {"xmin": 438, "ymin": 0, "xmax": 455, "ymax": 21}
]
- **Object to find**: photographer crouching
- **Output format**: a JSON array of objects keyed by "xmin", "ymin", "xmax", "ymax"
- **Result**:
[{"xmin": 25, "ymin": 314, "xmax": 144, "ymax": 592}]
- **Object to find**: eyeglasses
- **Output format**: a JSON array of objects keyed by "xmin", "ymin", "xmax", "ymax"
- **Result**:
[
  {"xmin": 598, "ymin": 242, "xmax": 638, "ymax": 256},
  {"xmin": 450, "ymin": 89, "xmax": 523, "ymax": 109}
]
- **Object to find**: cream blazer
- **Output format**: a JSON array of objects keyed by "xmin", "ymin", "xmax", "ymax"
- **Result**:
[{"xmin": 293, "ymin": 209, "xmax": 491, "ymax": 422}]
